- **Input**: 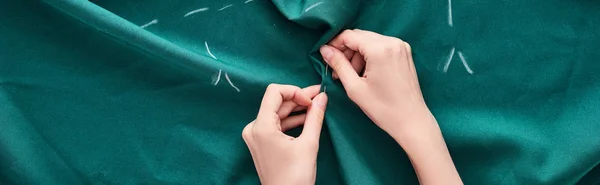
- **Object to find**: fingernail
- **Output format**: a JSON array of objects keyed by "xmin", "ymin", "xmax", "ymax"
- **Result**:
[
  {"xmin": 320, "ymin": 46, "xmax": 333, "ymax": 60},
  {"xmin": 313, "ymin": 93, "xmax": 328, "ymax": 109}
]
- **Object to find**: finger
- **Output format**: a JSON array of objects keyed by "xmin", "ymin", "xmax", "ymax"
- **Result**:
[
  {"xmin": 320, "ymin": 45, "xmax": 361, "ymax": 86},
  {"xmin": 353, "ymin": 29, "xmax": 383, "ymax": 39},
  {"xmin": 303, "ymin": 85, "xmax": 322, "ymax": 97},
  {"xmin": 256, "ymin": 84, "xmax": 312, "ymax": 128},
  {"xmin": 292, "ymin": 106, "xmax": 307, "ymax": 112},
  {"xmin": 299, "ymin": 93, "xmax": 328, "ymax": 142},
  {"xmin": 350, "ymin": 52, "xmax": 366, "ymax": 76},
  {"xmin": 280, "ymin": 114, "xmax": 307, "ymax": 132},
  {"xmin": 277, "ymin": 101, "xmax": 308, "ymax": 120},
  {"xmin": 277, "ymin": 101, "xmax": 297, "ymax": 119},
  {"xmin": 276, "ymin": 85, "xmax": 321, "ymax": 118},
  {"xmin": 343, "ymin": 49, "xmax": 355, "ymax": 60},
  {"xmin": 276, "ymin": 103, "xmax": 308, "ymax": 119},
  {"xmin": 328, "ymin": 30, "xmax": 371, "ymax": 55}
]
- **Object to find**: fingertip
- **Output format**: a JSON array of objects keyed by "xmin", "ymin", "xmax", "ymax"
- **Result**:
[
  {"xmin": 303, "ymin": 85, "xmax": 322, "ymax": 97},
  {"xmin": 320, "ymin": 45, "xmax": 334, "ymax": 61},
  {"xmin": 306, "ymin": 84, "xmax": 321, "ymax": 89},
  {"xmin": 319, "ymin": 45, "xmax": 360, "ymax": 83},
  {"xmin": 313, "ymin": 93, "xmax": 328, "ymax": 109},
  {"xmin": 302, "ymin": 96, "xmax": 313, "ymax": 107}
]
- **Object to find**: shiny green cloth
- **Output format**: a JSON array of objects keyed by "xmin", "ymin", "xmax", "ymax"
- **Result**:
[{"xmin": 1, "ymin": 0, "xmax": 599, "ymax": 184}]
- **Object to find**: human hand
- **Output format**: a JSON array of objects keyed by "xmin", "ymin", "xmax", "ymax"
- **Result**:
[
  {"xmin": 319, "ymin": 29, "xmax": 462, "ymax": 185},
  {"xmin": 319, "ymin": 29, "xmax": 435, "ymax": 138},
  {"xmin": 242, "ymin": 84, "xmax": 328, "ymax": 185}
]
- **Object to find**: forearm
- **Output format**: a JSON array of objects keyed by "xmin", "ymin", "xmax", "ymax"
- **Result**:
[{"xmin": 390, "ymin": 114, "xmax": 463, "ymax": 185}]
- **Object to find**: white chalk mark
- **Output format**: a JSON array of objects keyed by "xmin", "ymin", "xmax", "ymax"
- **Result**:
[
  {"xmin": 457, "ymin": 51, "xmax": 474, "ymax": 74},
  {"xmin": 443, "ymin": 47, "xmax": 456, "ymax": 73},
  {"xmin": 324, "ymin": 65, "xmax": 328, "ymax": 76},
  {"xmin": 218, "ymin": 4, "xmax": 234, "ymax": 11},
  {"xmin": 213, "ymin": 69, "xmax": 222, "ymax": 85},
  {"xmin": 448, "ymin": 0, "xmax": 453, "ymax": 27},
  {"xmin": 140, "ymin": 19, "xmax": 158, "ymax": 28},
  {"xmin": 323, "ymin": 85, "xmax": 327, "ymax": 93},
  {"xmin": 304, "ymin": 2, "xmax": 323, "ymax": 12},
  {"xmin": 224, "ymin": 73, "xmax": 241, "ymax": 92},
  {"xmin": 205, "ymin": 41, "xmax": 217, "ymax": 60},
  {"xmin": 184, "ymin": 7, "xmax": 209, "ymax": 17},
  {"xmin": 244, "ymin": 0, "xmax": 254, "ymax": 3}
]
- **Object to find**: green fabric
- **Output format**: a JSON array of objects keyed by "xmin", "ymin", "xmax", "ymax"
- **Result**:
[{"xmin": 1, "ymin": 0, "xmax": 599, "ymax": 184}]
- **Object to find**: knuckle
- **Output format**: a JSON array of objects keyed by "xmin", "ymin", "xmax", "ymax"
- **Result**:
[
  {"xmin": 271, "ymin": 113, "xmax": 281, "ymax": 122},
  {"xmin": 394, "ymin": 39, "xmax": 407, "ymax": 52},
  {"xmin": 379, "ymin": 40, "xmax": 405, "ymax": 57},
  {"xmin": 266, "ymin": 83, "xmax": 279, "ymax": 91},
  {"xmin": 242, "ymin": 124, "xmax": 253, "ymax": 140},
  {"xmin": 382, "ymin": 45, "xmax": 396, "ymax": 56},
  {"xmin": 339, "ymin": 30, "xmax": 357, "ymax": 46},
  {"xmin": 393, "ymin": 37, "xmax": 406, "ymax": 44},
  {"xmin": 341, "ymin": 29, "xmax": 354, "ymax": 37},
  {"xmin": 267, "ymin": 83, "xmax": 279, "ymax": 90},
  {"xmin": 404, "ymin": 42, "xmax": 412, "ymax": 53},
  {"xmin": 290, "ymin": 85, "xmax": 302, "ymax": 92}
]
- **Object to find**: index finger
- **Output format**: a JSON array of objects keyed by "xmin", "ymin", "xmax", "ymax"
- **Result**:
[
  {"xmin": 328, "ymin": 29, "xmax": 372, "ymax": 55},
  {"xmin": 255, "ymin": 84, "xmax": 312, "ymax": 127}
]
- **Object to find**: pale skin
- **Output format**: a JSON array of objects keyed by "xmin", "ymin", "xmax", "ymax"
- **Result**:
[{"xmin": 242, "ymin": 29, "xmax": 463, "ymax": 185}]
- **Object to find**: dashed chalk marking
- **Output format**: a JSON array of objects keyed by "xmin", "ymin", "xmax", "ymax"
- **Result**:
[
  {"xmin": 448, "ymin": 0, "xmax": 453, "ymax": 27},
  {"xmin": 140, "ymin": 19, "xmax": 158, "ymax": 28},
  {"xmin": 213, "ymin": 69, "xmax": 222, "ymax": 85},
  {"xmin": 184, "ymin": 7, "xmax": 209, "ymax": 17},
  {"xmin": 457, "ymin": 51, "xmax": 474, "ymax": 74},
  {"xmin": 218, "ymin": 4, "xmax": 234, "ymax": 11},
  {"xmin": 205, "ymin": 41, "xmax": 217, "ymax": 60},
  {"xmin": 224, "ymin": 73, "xmax": 240, "ymax": 92},
  {"xmin": 443, "ymin": 47, "xmax": 456, "ymax": 73},
  {"xmin": 304, "ymin": 2, "xmax": 323, "ymax": 12}
]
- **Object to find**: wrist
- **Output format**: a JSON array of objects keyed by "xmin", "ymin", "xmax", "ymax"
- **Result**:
[
  {"xmin": 386, "ymin": 111, "xmax": 443, "ymax": 149},
  {"xmin": 265, "ymin": 179, "xmax": 313, "ymax": 185},
  {"xmin": 392, "ymin": 123, "xmax": 444, "ymax": 153},
  {"xmin": 262, "ymin": 171, "xmax": 315, "ymax": 185}
]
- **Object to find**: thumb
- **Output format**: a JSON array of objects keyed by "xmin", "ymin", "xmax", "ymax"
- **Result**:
[
  {"xmin": 299, "ymin": 93, "xmax": 328, "ymax": 142},
  {"xmin": 320, "ymin": 45, "xmax": 361, "ymax": 86}
]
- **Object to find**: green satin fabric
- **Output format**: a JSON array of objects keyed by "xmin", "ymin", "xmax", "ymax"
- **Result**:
[{"xmin": 1, "ymin": 0, "xmax": 599, "ymax": 184}]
